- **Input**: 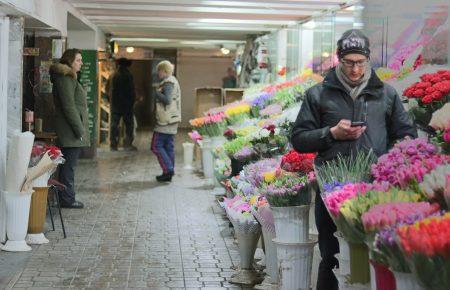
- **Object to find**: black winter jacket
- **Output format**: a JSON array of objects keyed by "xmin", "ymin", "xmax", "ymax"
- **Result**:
[
  {"xmin": 291, "ymin": 68, "xmax": 417, "ymax": 166},
  {"xmin": 111, "ymin": 67, "xmax": 136, "ymax": 113}
]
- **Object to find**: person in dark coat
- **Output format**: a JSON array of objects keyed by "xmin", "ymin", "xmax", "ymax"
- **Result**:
[
  {"xmin": 291, "ymin": 29, "xmax": 417, "ymax": 290},
  {"xmin": 50, "ymin": 48, "xmax": 90, "ymax": 209},
  {"xmin": 109, "ymin": 58, "xmax": 136, "ymax": 151}
]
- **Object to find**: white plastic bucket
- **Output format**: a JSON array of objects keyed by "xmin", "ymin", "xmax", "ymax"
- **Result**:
[
  {"xmin": 274, "ymin": 238, "xmax": 317, "ymax": 290},
  {"xmin": 1, "ymin": 191, "xmax": 32, "ymax": 252},
  {"xmin": 393, "ymin": 271, "xmax": 424, "ymax": 290},
  {"xmin": 272, "ymin": 205, "xmax": 310, "ymax": 243},
  {"xmin": 200, "ymin": 139, "xmax": 214, "ymax": 179},
  {"xmin": 182, "ymin": 142, "xmax": 194, "ymax": 170}
]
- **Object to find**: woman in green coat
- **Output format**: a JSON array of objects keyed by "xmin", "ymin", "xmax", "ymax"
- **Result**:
[{"xmin": 50, "ymin": 49, "xmax": 90, "ymax": 209}]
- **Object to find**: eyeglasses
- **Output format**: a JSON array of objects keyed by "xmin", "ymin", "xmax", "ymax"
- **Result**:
[{"xmin": 341, "ymin": 58, "xmax": 368, "ymax": 68}]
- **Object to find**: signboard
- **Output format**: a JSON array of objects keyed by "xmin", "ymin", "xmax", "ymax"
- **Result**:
[{"xmin": 80, "ymin": 50, "xmax": 98, "ymax": 145}]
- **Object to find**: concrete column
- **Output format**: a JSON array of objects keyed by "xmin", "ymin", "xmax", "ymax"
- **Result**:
[
  {"xmin": 7, "ymin": 17, "xmax": 24, "ymax": 137},
  {"xmin": 0, "ymin": 15, "xmax": 10, "ymax": 243}
]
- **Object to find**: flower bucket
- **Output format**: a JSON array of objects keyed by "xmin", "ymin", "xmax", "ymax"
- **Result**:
[
  {"xmin": 1, "ymin": 191, "xmax": 32, "ymax": 252},
  {"xmin": 348, "ymin": 242, "xmax": 370, "ymax": 284},
  {"xmin": 272, "ymin": 205, "xmax": 309, "ymax": 243},
  {"xmin": 229, "ymin": 219, "xmax": 264, "ymax": 285},
  {"xmin": 393, "ymin": 271, "xmax": 423, "ymax": 290},
  {"xmin": 369, "ymin": 260, "xmax": 395, "ymax": 290},
  {"xmin": 200, "ymin": 139, "xmax": 214, "ymax": 179},
  {"xmin": 26, "ymin": 187, "xmax": 49, "ymax": 244},
  {"xmin": 335, "ymin": 232, "xmax": 350, "ymax": 276},
  {"xmin": 182, "ymin": 142, "xmax": 194, "ymax": 170},
  {"xmin": 274, "ymin": 238, "xmax": 317, "ymax": 290}
]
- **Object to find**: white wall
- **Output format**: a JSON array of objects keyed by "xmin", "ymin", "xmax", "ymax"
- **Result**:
[
  {"xmin": 177, "ymin": 51, "xmax": 234, "ymax": 128},
  {"xmin": 0, "ymin": 0, "xmax": 105, "ymax": 49}
]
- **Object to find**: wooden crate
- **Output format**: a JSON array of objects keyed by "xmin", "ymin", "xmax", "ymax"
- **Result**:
[
  {"xmin": 195, "ymin": 87, "xmax": 223, "ymax": 116},
  {"xmin": 224, "ymin": 88, "xmax": 244, "ymax": 105}
]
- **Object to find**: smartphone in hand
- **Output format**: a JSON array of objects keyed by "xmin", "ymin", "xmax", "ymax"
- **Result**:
[{"xmin": 351, "ymin": 121, "xmax": 366, "ymax": 127}]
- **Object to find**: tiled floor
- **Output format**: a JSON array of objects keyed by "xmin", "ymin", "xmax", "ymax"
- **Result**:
[{"xmin": 2, "ymin": 130, "xmax": 246, "ymax": 289}]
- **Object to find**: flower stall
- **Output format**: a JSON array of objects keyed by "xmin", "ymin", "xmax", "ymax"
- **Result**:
[{"xmin": 188, "ymin": 68, "xmax": 450, "ymax": 290}]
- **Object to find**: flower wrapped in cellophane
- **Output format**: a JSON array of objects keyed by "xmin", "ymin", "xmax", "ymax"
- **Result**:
[{"xmin": 396, "ymin": 213, "xmax": 450, "ymax": 290}]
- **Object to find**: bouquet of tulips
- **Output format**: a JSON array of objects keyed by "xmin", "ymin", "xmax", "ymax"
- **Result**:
[
  {"xmin": 260, "ymin": 169, "xmax": 313, "ymax": 207},
  {"xmin": 259, "ymin": 103, "xmax": 283, "ymax": 117},
  {"xmin": 225, "ymin": 102, "xmax": 251, "ymax": 124},
  {"xmin": 223, "ymin": 136, "xmax": 251, "ymax": 159},
  {"xmin": 420, "ymin": 164, "xmax": 450, "ymax": 209},
  {"xmin": 370, "ymin": 204, "xmax": 442, "ymax": 272},
  {"xmin": 202, "ymin": 112, "xmax": 228, "ymax": 137},
  {"xmin": 371, "ymin": 138, "xmax": 450, "ymax": 190},
  {"xmin": 340, "ymin": 189, "xmax": 424, "ymax": 243},
  {"xmin": 396, "ymin": 214, "xmax": 450, "ymax": 290}
]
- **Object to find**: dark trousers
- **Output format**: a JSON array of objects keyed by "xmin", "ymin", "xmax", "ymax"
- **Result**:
[
  {"xmin": 110, "ymin": 111, "xmax": 134, "ymax": 147},
  {"xmin": 151, "ymin": 132, "xmax": 175, "ymax": 174},
  {"xmin": 58, "ymin": 147, "xmax": 81, "ymax": 205},
  {"xmin": 315, "ymin": 189, "xmax": 339, "ymax": 290}
]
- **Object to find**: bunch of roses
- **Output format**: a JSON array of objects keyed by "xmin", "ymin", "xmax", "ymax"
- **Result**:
[
  {"xmin": 403, "ymin": 70, "xmax": 450, "ymax": 104},
  {"xmin": 280, "ymin": 149, "xmax": 316, "ymax": 175}
]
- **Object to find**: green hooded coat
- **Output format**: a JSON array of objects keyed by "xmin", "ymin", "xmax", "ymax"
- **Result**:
[{"xmin": 50, "ymin": 63, "xmax": 90, "ymax": 148}]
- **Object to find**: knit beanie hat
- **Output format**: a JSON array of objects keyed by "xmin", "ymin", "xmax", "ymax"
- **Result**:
[{"xmin": 337, "ymin": 29, "xmax": 370, "ymax": 58}]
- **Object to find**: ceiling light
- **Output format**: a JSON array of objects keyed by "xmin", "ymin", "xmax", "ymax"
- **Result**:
[
  {"xmin": 110, "ymin": 37, "xmax": 169, "ymax": 42},
  {"xmin": 322, "ymin": 52, "xmax": 330, "ymax": 58},
  {"xmin": 126, "ymin": 46, "xmax": 135, "ymax": 53},
  {"xmin": 303, "ymin": 20, "xmax": 316, "ymax": 29},
  {"xmin": 221, "ymin": 47, "xmax": 230, "ymax": 55}
]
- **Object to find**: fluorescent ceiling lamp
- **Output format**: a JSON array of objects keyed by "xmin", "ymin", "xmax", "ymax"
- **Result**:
[
  {"xmin": 110, "ymin": 37, "xmax": 169, "ymax": 42},
  {"xmin": 303, "ymin": 21, "xmax": 316, "ymax": 29},
  {"xmin": 197, "ymin": 18, "xmax": 296, "ymax": 25},
  {"xmin": 186, "ymin": 24, "xmax": 274, "ymax": 31},
  {"xmin": 180, "ymin": 41, "xmax": 207, "ymax": 45}
]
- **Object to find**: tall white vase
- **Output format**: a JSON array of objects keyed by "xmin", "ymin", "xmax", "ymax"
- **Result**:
[
  {"xmin": 1, "ymin": 191, "xmax": 33, "ymax": 252},
  {"xmin": 182, "ymin": 142, "xmax": 194, "ymax": 170},
  {"xmin": 200, "ymin": 139, "xmax": 214, "ymax": 180}
]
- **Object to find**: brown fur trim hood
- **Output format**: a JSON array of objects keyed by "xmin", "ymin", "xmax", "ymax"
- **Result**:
[{"xmin": 49, "ymin": 63, "xmax": 77, "ymax": 81}]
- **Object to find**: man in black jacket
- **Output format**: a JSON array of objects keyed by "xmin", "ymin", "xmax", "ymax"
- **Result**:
[
  {"xmin": 110, "ymin": 58, "xmax": 137, "ymax": 151},
  {"xmin": 291, "ymin": 29, "xmax": 417, "ymax": 290}
]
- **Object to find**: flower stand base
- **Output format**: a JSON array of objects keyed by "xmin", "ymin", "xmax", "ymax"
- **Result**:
[
  {"xmin": 1, "ymin": 240, "xmax": 32, "ymax": 252},
  {"xmin": 26, "ymin": 233, "xmax": 49, "ymax": 245},
  {"xmin": 333, "ymin": 269, "xmax": 370, "ymax": 290},
  {"xmin": 274, "ymin": 238, "xmax": 317, "ymax": 290},
  {"xmin": 254, "ymin": 276, "xmax": 278, "ymax": 290},
  {"xmin": 229, "ymin": 268, "xmax": 264, "ymax": 285},
  {"xmin": 393, "ymin": 271, "xmax": 423, "ymax": 290}
]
